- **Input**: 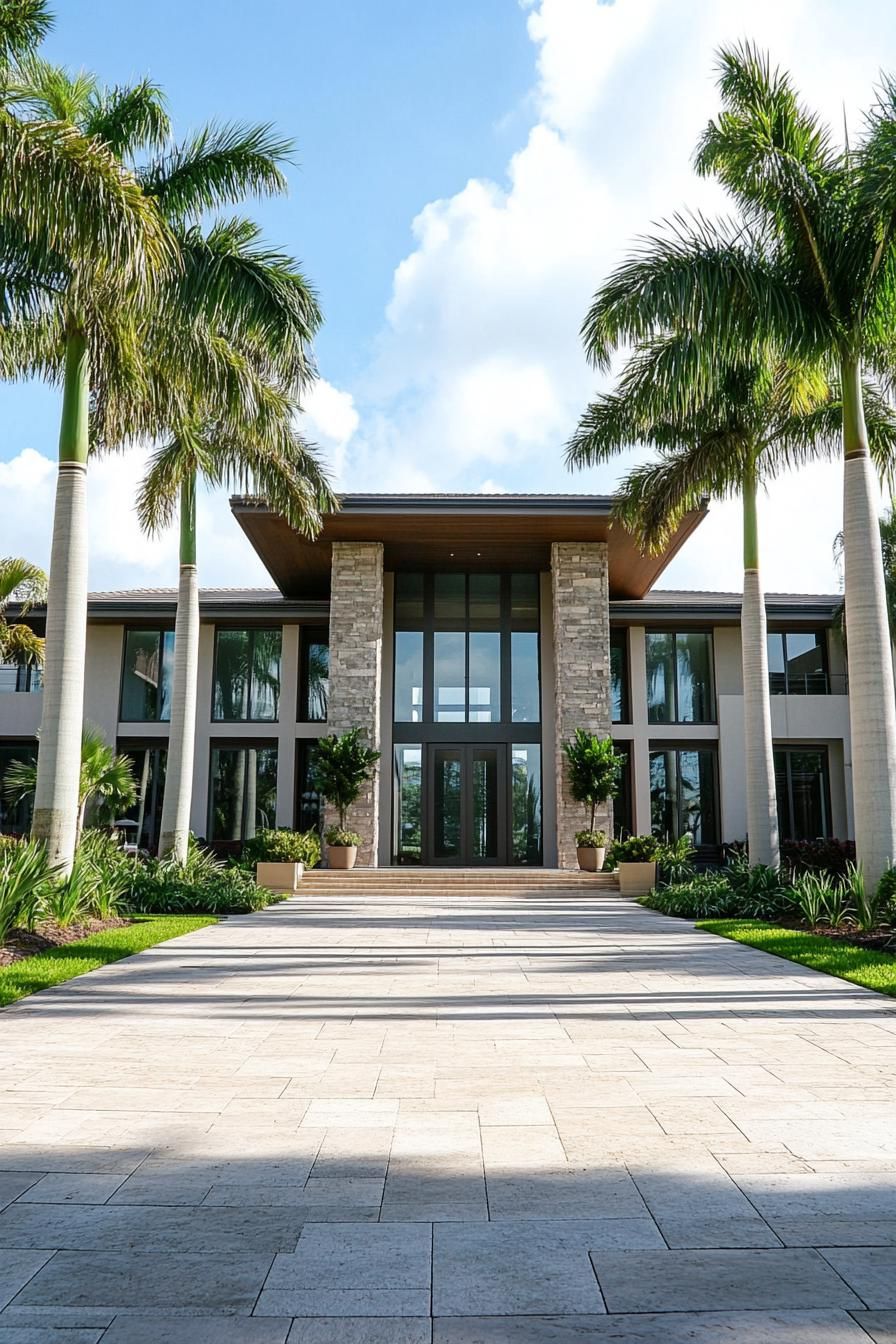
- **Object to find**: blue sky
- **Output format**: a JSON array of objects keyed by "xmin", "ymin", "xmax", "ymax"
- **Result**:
[{"xmin": 3, "ymin": 0, "xmax": 894, "ymax": 594}]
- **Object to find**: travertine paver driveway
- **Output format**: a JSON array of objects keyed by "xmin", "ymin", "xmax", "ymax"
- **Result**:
[{"xmin": 1, "ymin": 883, "xmax": 896, "ymax": 1342}]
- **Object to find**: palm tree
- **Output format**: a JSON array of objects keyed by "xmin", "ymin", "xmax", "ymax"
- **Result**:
[
  {"xmin": 3, "ymin": 724, "xmax": 137, "ymax": 843},
  {"xmin": 0, "ymin": 32, "xmax": 174, "ymax": 874},
  {"xmin": 581, "ymin": 44, "xmax": 896, "ymax": 884},
  {"xmin": 569, "ymin": 339, "xmax": 896, "ymax": 865},
  {"xmin": 127, "ymin": 142, "xmax": 333, "ymax": 863},
  {"xmin": 0, "ymin": 555, "xmax": 46, "ymax": 670}
]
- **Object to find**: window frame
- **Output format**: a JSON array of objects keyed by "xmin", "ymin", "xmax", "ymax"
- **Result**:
[
  {"xmin": 648, "ymin": 741, "xmax": 720, "ymax": 849},
  {"xmin": 774, "ymin": 744, "xmax": 833, "ymax": 840},
  {"xmin": 767, "ymin": 629, "xmax": 830, "ymax": 696},
  {"xmin": 298, "ymin": 626, "xmax": 330, "ymax": 724},
  {"xmin": 206, "ymin": 737, "xmax": 278, "ymax": 845},
  {"xmin": 645, "ymin": 629, "xmax": 716, "ymax": 725},
  {"xmin": 211, "ymin": 626, "xmax": 283, "ymax": 724},
  {"xmin": 609, "ymin": 627, "xmax": 630, "ymax": 724},
  {"xmin": 119, "ymin": 627, "xmax": 175, "ymax": 723}
]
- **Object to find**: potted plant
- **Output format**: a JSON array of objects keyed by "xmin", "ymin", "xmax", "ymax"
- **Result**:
[
  {"xmin": 575, "ymin": 829, "xmax": 608, "ymax": 872},
  {"xmin": 310, "ymin": 729, "xmax": 380, "ymax": 870},
  {"xmin": 612, "ymin": 834, "xmax": 661, "ymax": 896},
  {"xmin": 562, "ymin": 729, "xmax": 625, "ymax": 873},
  {"xmin": 241, "ymin": 827, "xmax": 321, "ymax": 893}
]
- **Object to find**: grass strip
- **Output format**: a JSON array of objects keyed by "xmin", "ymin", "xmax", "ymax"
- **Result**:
[
  {"xmin": 697, "ymin": 918, "xmax": 896, "ymax": 997},
  {"xmin": 0, "ymin": 915, "xmax": 217, "ymax": 1008}
]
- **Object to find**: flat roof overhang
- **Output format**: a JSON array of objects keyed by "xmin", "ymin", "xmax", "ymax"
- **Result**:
[{"xmin": 230, "ymin": 493, "xmax": 709, "ymax": 600}]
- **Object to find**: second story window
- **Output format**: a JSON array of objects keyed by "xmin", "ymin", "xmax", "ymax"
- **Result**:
[
  {"xmin": 121, "ymin": 630, "xmax": 174, "ymax": 722},
  {"xmin": 213, "ymin": 628, "xmax": 281, "ymax": 722},
  {"xmin": 646, "ymin": 631, "xmax": 715, "ymax": 724},
  {"xmin": 0, "ymin": 659, "xmax": 42, "ymax": 694},
  {"xmin": 610, "ymin": 629, "xmax": 629, "ymax": 723},
  {"xmin": 300, "ymin": 628, "xmax": 330, "ymax": 722},
  {"xmin": 767, "ymin": 631, "xmax": 828, "ymax": 695}
]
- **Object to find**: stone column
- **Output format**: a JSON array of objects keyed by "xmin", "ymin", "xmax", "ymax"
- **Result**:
[
  {"xmin": 327, "ymin": 542, "xmax": 384, "ymax": 866},
  {"xmin": 551, "ymin": 541, "xmax": 612, "ymax": 868}
]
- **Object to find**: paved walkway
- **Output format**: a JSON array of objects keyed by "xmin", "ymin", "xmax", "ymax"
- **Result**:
[{"xmin": 1, "ymin": 887, "xmax": 896, "ymax": 1342}]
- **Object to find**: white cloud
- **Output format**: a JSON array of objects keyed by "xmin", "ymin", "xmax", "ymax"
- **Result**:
[
  {"xmin": 332, "ymin": 0, "xmax": 895, "ymax": 594},
  {"xmin": 301, "ymin": 377, "xmax": 359, "ymax": 483}
]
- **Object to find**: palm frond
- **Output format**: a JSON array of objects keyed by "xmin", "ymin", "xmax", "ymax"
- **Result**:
[
  {"xmin": 613, "ymin": 452, "xmax": 721, "ymax": 553},
  {"xmin": 0, "ymin": 0, "xmax": 52, "ymax": 63},
  {"xmin": 141, "ymin": 121, "xmax": 292, "ymax": 221},
  {"xmin": 4, "ymin": 54, "xmax": 97, "ymax": 122},
  {"xmin": 0, "ymin": 554, "xmax": 47, "ymax": 608},
  {"xmin": 0, "ymin": 621, "xmax": 44, "ymax": 665},
  {"xmin": 84, "ymin": 78, "xmax": 170, "ymax": 158}
]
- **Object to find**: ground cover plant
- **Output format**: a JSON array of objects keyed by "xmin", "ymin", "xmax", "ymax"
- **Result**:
[
  {"xmin": 0, "ymin": 915, "xmax": 216, "ymax": 1008},
  {"xmin": 698, "ymin": 920, "xmax": 896, "ymax": 998}
]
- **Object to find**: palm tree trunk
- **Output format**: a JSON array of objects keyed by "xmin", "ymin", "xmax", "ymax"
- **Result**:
[
  {"xmin": 157, "ymin": 473, "xmax": 199, "ymax": 862},
  {"xmin": 740, "ymin": 464, "xmax": 779, "ymax": 868},
  {"xmin": 841, "ymin": 355, "xmax": 896, "ymax": 887},
  {"xmin": 31, "ymin": 330, "xmax": 90, "ymax": 876}
]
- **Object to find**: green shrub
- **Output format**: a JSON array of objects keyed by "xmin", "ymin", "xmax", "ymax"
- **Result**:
[
  {"xmin": 311, "ymin": 730, "xmax": 380, "ymax": 833},
  {"xmin": 843, "ymin": 861, "xmax": 882, "ymax": 932},
  {"xmin": 241, "ymin": 827, "xmax": 321, "ymax": 870},
  {"xmin": 641, "ymin": 873, "xmax": 740, "ymax": 919},
  {"xmin": 126, "ymin": 838, "xmax": 283, "ymax": 915},
  {"xmin": 877, "ymin": 864, "xmax": 896, "ymax": 922},
  {"xmin": 562, "ymin": 730, "xmax": 624, "ymax": 833},
  {"xmin": 575, "ymin": 830, "xmax": 608, "ymax": 849},
  {"xmin": 78, "ymin": 830, "xmax": 136, "ymax": 919},
  {"xmin": 611, "ymin": 835, "xmax": 661, "ymax": 864},
  {"xmin": 657, "ymin": 834, "xmax": 697, "ymax": 885},
  {"xmin": 0, "ymin": 838, "xmax": 52, "ymax": 939},
  {"xmin": 324, "ymin": 827, "xmax": 362, "ymax": 847},
  {"xmin": 725, "ymin": 856, "xmax": 793, "ymax": 921}
]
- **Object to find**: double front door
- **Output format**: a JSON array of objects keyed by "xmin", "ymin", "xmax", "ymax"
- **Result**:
[{"xmin": 428, "ymin": 743, "xmax": 506, "ymax": 865}]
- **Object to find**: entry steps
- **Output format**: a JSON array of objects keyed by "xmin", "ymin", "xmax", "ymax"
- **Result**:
[{"xmin": 299, "ymin": 867, "xmax": 619, "ymax": 894}]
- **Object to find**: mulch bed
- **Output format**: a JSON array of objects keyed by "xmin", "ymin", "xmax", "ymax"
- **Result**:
[{"xmin": 0, "ymin": 917, "xmax": 133, "ymax": 967}]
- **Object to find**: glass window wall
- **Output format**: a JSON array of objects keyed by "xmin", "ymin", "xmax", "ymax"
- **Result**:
[
  {"xmin": 208, "ymin": 744, "xmax": 277, "ymax": 842},
  {"xmin": 393, "ymin": 745, "xmax": 422, "ymax": 864},
  {"xmin": 121, "ymin": 630, "xmax": 174, "ymax": 722},
  {"xmin": 774, "ymin": 747, "xmax": 831, "ymax": 839},
  {"xmin": 213, "ymin": 628, "xmax": 281, "ymax": 722},
  {"xmin": 767, "ymin": 631, "xmax": 828, "ymax": 695},
  {"xmin": 511, "ymin": 743, "xmax": 542, "ymax": 864},
  {"xmin": 646, "ymin": 631, "xmax": 714, "ymax": 724},
  {"xmin": 649, "ymin": 746, "xmax": 718, "ymax": 846},
  {"xmin": 300, "ymin": 630, "xmax": 329, "ymax": 722}
]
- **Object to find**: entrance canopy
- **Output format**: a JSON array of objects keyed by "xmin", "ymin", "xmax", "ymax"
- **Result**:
[{"xmin": 230, "ymin": 493, "xmax": 707, "ymax": 601}]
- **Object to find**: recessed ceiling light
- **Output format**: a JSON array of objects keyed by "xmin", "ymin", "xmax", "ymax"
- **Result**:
[{"xmin": 449, "ymin": 552, "xmax": 454, "ymax": 557}]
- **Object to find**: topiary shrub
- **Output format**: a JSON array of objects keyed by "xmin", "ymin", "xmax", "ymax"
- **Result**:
[{"xmin": 241, "ymin": 827, "xmax": 321, "ymax": 870}]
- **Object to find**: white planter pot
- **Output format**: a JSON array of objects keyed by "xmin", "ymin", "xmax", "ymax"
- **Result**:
[
  {"xmin": 576, "ymin": 846, "xmax": 606, "ymax": 873},
  {"xmin": 255, "ymin": 861, "xmax": 303, "ymax": 893},
  {"xmin": 617, "ymin": 860, "xmax": 657, "ymax": 897}
]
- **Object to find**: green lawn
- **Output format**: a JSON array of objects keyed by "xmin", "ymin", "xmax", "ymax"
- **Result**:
[
  {"xmin": 698, "ymin": 918, "xmax": 896, "ymax": 997},
  {"xmin": 0, "ymin": 915, "xmax": 217, "ymax": 1008}
]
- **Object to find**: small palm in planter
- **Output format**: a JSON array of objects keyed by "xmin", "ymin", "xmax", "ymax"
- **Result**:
[
  {"xmin": 310, "ymin": 729, "xmax": 380, "ymax": 870},
  {"xmin": 562, "ymin": 729, "xmax": 625, "ymax": 872}
]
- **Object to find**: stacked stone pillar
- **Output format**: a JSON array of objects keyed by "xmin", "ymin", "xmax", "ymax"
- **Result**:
[
  {"xmin": 327, "ymin": 542, "xmax": 384, "ymax": 866},
  {"xmin": 551, "ymin": 541, "xmax": 612, "ymax": 868}
]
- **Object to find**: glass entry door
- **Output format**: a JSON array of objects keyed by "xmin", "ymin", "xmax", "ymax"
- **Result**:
[{"xmin": 428, "ymin": 744, "xmax": 506, "ymax": 865}]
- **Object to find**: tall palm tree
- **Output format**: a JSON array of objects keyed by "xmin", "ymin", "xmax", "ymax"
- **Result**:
[
  {"xmin": 581, "ymin": 45, "xmax": 896, "ymax": 884},
  {"xmin": 131, "ymin": 213, "xmax": 331, "ymax": 864},
  {"xmin": 0, "ymin": 555, "xmax": 46, "ymax": 669},
  {"xmin": 569, "ymin": 338, "xmax": 896, "ymax": 865}
]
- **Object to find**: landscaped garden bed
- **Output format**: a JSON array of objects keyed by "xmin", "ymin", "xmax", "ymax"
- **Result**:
[
  {"xmin": 697, "ymin": 919, "xmax": 896, "ymax": 997},
  {"xmin": 1, "ymin": 915, "xmax": 131, "ymax": 966}
]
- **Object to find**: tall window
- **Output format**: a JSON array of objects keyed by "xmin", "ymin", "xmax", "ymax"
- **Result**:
[
  {"xmin": 767, "ymin": 631, "xmax": 828, "ymax": 695},
  {"xmin": 299, "ymin": 629, "xmax": 329, "ymax": 722},
  {"xmin": 650, "ymin": 746, "xmax": 719, "ymax": 846},
  {"xmin": 612, "ymin": 741, "xmax": 633, "ymax": 839},
  {"xmin": 0, "ymin": 740, "xmax": 37, "ymax": 834},
  {"xmin": 511, "ymin": 743, "xmax": 542, "ymax": 864},
  {"xmin": 610, "ymin": 629, "xmax": 629, "ymax": 723},
  {"xmin": 295, "ymin": 741, "xmax": 322, "ymax": 834},
  {"xmin": 0, "ymin": 659, "xmax": 42, "ymax": 694},
  {"xmin": 775, "ymin": 747, "xmax": 831, "ymax": 840},
  {"xmin": 393, "ymin": 744, "xmax": 423, "ymax": 864},
  {"xmin": 212, "ymin": 628, "xmax": 281, "ymax": 722},
  {"xmin": 118, "ymin": 744, "xmax": 167, "ymax": 852},
  {"xmin": 646, "ymin": 631, "xmax": 715, "ymax": 724},
  {"xmin": 208, "ymin": 744, "xmax": 277, "ymax": 842},
  {"xmin": 121, "ymin": 630, "xmax": 174, "ymax": 721},
  {"xmin": 393, "ymin": 572, "xmax": 540, "ymax": 724}
]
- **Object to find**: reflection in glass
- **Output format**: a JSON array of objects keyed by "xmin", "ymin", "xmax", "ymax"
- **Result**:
[
  {"xmin": 768, "ymin": 631, "xmax": 826, "ymax": 695},
  {"xmin": 649, "ymin": 747, "xmax": 717, "ymax": 846},
  {"xmin": 394, "ymin": 745, "xmax": 422, "ymax": 863},
  {"xmin": 435, "ymin": 631, "xmax": 465, "ymax": 721},
  {"xmin": 468, "ymin": 632, "xmax": 500, "ymax": 723},
  {"xmin": 612, "ymin": 743, "xmax": 632, "ymax": 839},
  {"xmin": 610, "ymin": 631, "xmax": 628, "ymax": 723},
  {"xmin": 209, "ymin": 745, "xmax": 277, "ymax": 841},
  {"xmin": 775, "ymin": 747, "xmax": 830, "ymax": 839},
  {"xmin": 296, "ymin": 742, "xmax": 322, "ymax": 833},
  {"xmin": 469, "ymin": 574, "xmax": 500, "ymax": 620},
  {"xmin": 0, "ymin": 742, "xmax": 37, "ymax": 834},
  {"xmin": 120, "ymin": 746, "xmax": 167, "ymax": 851},
  {"xmin": 511, "ymin": 744, "xmax": 542, "ymax": 864},
  {"xmin": 511, "ymin": 631, "xmax": 540, "ymax": 722},
  {"xmin": 121, "ymin": 630, "xmax": 174, "ymax": 721},
  {"xmin": 472, "ymin": 749, "xmax": 499, "ymax": 860},
  {"xmin": 676, "ymin": 633, "xmax": 713, "ymax": 722},
  {"xmin": 646, "ymin": 633, "xmax": 675, "ymax": 723},
  {"xmin": 511, "ymin": 572, "xmax": 539, "ymax": 619},
  {"xmin": 434, "ymin": 749, "xmax": 462, "ymax": 859},
  {"xmin": 303, "ymin": 637, "xmax": 329, "ymax": 722},
  {"xmin": 213, "ymin": 630, "xmax": 250, "ymax": 720},
  {"xmin": 250, "ymin": 629, "xmax": 282, "ymax": 720},
  {"xmin": 394, "ymin": 632, "xmax": 424, "ymax": 722},
  {"xmin": 395, "ymin": 572, "xmax": 424, "ymax": 622},
  {"xmin": 434, "ymin": 573, "xmax": 465, "ymax": 620}
]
